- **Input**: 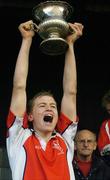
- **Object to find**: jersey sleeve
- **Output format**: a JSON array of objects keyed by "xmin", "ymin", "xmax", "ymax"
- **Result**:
[
  {"xmin": 56, "ymin": 113, "xmax": 78, "ymax": 134},
  {"xmin": 7, "ymin": 110, "xmax": 28, "ymax": 130},
  {"xmin": 56, "ymin": 113, "xmax": 78, "ymax": 158},
  {"xmin": 6, "ymin": 110, "xmax": 29, "ymax": 157}
]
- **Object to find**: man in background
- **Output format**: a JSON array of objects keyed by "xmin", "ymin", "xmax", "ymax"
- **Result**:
[
  {"xmin": 98, "ymin": 90, "xmax": 110, "ymax": 166},
  {"xmin": 73, "ymin": 129, "xmax": 110, "ymax": 180}
]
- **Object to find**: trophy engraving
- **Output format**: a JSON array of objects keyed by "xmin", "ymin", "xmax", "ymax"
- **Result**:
[{"xmin": 32, "ymin": 1, "xmax": 74, "ymax": 55}]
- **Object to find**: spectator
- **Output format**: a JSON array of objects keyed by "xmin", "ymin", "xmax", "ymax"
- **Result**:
[
  {"xmin": 98, "ymin": 90, "xmax": 110, "ymax": 166},
  {"xmin": 73, "ymin": 129, "xmax": 110, "ymax": 180}
]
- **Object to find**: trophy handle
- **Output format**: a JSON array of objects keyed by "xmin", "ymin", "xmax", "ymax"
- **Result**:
[
  {"xmin": 68, "ymin": 25, "xmax": 75, "ymax": 35},
  {"xmin": 30, "ymin": 23, "xmax": 40, "ymax": 32}
]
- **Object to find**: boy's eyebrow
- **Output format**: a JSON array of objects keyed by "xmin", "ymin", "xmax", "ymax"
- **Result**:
[{"xmin": 38, "ymin": 102, "xmax": 57, "ymax": 105}]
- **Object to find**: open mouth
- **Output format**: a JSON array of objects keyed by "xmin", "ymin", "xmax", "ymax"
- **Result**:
[{"xmin": 43, "ymin": 115, "xmax": 53, "ymax": 123}]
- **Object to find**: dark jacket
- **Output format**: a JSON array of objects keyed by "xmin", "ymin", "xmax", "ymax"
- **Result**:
[
  {"xmin": 73, "ymin": 155, "xmax": 110, "ymax": 180},
  {"xmin": 102, "ymin": 154, "xmax": 110, "ymax": 166}
]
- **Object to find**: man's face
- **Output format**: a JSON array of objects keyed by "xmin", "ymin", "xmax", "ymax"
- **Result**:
[
  {"xmin": 75, "ymin": 130, "xmax": 97, "ymax": 159},
  {"xmin": 28, "ymin": 95, "xmax": 58, "ymax": 135}
]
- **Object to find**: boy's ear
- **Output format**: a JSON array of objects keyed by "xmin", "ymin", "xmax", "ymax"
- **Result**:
[
  {"xmin": 93, "ymin": 142, "xmax": 97, "ymax": 150},
  {"xmin": 28, "ymin": 114, "xmax": 33, "ymax": 122},
  {"xmin": 74, "ymin": 142, "xmax": 77, "ymax": 151}
]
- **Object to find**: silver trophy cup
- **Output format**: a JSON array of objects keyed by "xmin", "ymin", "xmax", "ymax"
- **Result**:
[{"xmin": 32, "ymin": 1, "xmax": 73, "ymax": 55}]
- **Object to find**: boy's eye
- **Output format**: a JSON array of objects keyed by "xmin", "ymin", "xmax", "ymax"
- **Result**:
[
  {"xmin": 51, "ymin": 105, "xmax": 56, "ymax": 108},
  {"xmin": 39, "ymin": 105, "xmax": 45, "ymax": 107}
]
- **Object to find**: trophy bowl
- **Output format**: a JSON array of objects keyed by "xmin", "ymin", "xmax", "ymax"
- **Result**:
[{"xmin": 32, "ymin": 1, "xmax": 73, "ymax": 55}]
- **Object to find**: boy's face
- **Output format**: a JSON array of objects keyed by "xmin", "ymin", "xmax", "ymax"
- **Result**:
[{"xmin": 28, "ymin": 95, "xmax": 58, "ymax": 136}]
